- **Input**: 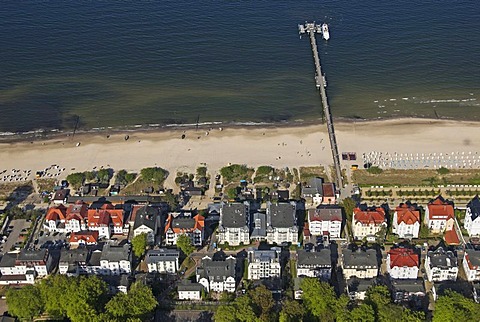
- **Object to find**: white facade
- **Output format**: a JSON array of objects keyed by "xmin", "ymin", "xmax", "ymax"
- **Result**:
[
  {"xmin": 198, "ymin": 276, "xmax": 236, "ymax": 293},
  {"xmin": 146, "ymin": 249, "xmax": 179, "ymax": 274},
  {"xmin": 352, "ymin": 220, "xmax": 386, "ymax": 241},
  {"xmin": 392, "ymin": 220, "xmax": 420, "ymax": 239},
  {"xmin": 134, "ymin": 225, "xmax": 155, "ymax": 244},
  {"xmin": 147, "ymin": 259, "xmax": 177, "ymax": 274},
  {"xmin": 100, "ymin": 259, "xmax": 131, "ymax": 276},
  {"xmin": 218, "ymin": 227, "xmax": 250, "ymax": 246},
  {"xmin": 308, "ymin": 219, "xmax": 341, "ymax": 238},
  {"xmin": 266, "ymin": 226, "xmax": 298, "ymax": 245},
  {"xmin": 65, "ymin": 219, "xmax": 85, "ymax": 233},
  {"xmin": 165, "ymin": 229, "xmax": 203, "ymax": 247},
  {"xmin": 178, "ymin": 289, "xmax": 201, "ymax": 300},
  {"xmin": 425, "ymin": 249, "xmax": 458, "ymax": 282},
  {"xmin": 343, "ymin": 267, "xmax": 378, "ymax": 280},
  {"xmin": 464, "ymin": 206, "xmax": 480, "ymax": 237},
  {"xmin": 463, "ymin": 250, "xmax": 480, "ymax": 282},
  {"xmin": 89, "ymin": 225, "xmax": 111, "ymax": 239},
  {"xmin": 247, "ymin": 249, "xmax": 281, "ymax": 280},
  {"xmin": 386, "ymin": 259, "xmax": 419, "ymax": 280}
]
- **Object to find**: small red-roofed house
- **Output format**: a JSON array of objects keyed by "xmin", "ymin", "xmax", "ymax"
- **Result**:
[
  {"xmin": 425, "ymin": 196, "xmax": 454, "ymax": 234},
  {"xmin": 386, "ymin": 248, "xmax": 419, "ymax": 279},
  {"xmin": 44, "ymin": 205, "xmax": 68, "ymax": 232},
  {"xmin": 352, "ymin": 206, "xmax": 386, "ymax": 241},
  {"xmin": 444, "ymin": 228, "xmax": 460, "ymax": 246},
  {"xmin": 321, "ymin": 183, "xmax": 337, "ymax": 205},
  {"xmin": 69, "ymin": 231, "xmax": 99, "ymax": 246},
  {"xmin": 65, "ymin": 200, "xmax": 89, "ymax": 233},
  {"xmin": 392, "ymin": 203, "xmax": 421, "ymax": 239}
]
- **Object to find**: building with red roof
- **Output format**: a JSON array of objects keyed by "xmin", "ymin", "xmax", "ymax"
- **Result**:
[
  {"xmin": 44, "ymin": 205, "xmax": 68, "ymax": 232},
  {"xmin": 65, "ymin": 200, "xmax": 89, "ymax": 233},
  {"xmin": 165, "ymin": 213, "xmax": 205, "ymax": 246},
  {"xmin": 69, "ymin": 231, "xmax": 99, "ymax": 246},
  {"xmin": 425, "ymin": 196, "xmax": 454, "ymax": 234},
  {"xmin": 87, "ymin": 204, "xmax": 125, "ymax": 239},
  {"xmin": 352, "ymin": 206, "xmax": 386, "ymax": 241},
  {"xmin": 392, "ymin": 203, "xmax": 421, "ymax": 239},
  {"xmin": 386, "ymin": 248, "xmax": 419, "ymax": 279}
]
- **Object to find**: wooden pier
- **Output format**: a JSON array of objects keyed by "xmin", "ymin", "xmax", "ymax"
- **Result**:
[{"xmin": 299, "ymin": 22, "xmax": 343, "ymax": 189}]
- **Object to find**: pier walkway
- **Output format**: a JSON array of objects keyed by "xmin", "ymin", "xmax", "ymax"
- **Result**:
[{"xmin": 300, "ymin": 22, "xmax": 343, "ymax": 189}]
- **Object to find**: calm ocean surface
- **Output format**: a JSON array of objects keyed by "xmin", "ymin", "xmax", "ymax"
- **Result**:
[{"xmin": 0, "ymin": 1, "xmax": 479, "ymax": 133}]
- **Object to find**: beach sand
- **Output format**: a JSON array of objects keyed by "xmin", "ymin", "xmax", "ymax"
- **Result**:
[{"xmin": 1, "ymin": 118, "xmax": 479, "ymax": 183}]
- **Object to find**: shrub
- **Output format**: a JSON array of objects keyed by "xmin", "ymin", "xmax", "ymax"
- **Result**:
[
  {"xmin": 366, "ymin": 166, "xmax": 383, "ymax": 174},
  {"xmin": 437, "ymin": 167, "xmax": 450, "ymax": 175}
]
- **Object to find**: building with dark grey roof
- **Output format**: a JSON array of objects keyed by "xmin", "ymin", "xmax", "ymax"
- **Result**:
[
  {"xmin": 101, "ymin": 274, "xmax": 132, "ymax": 294},
  {"xmin": 178, "ymin": 280, "xmax": 204, "ymax": 300},
  {"xmin": 0, "ymin": 249, "xmax": 54, "ymax": 279},
  {"xmin": 217, "ymin": 202, "xmax": 250, "ymax": 246},
  {"xmin": 342, "ymin": 249, "xmax": 379, "ymax": 280},
  {"xmin": 307, "ymin": 206, "xmax": 343, "ymax": 238},
  {"xmin": 462, "ymin": 248, "xmax": 480, "ymax": 282},
  {"xmin": 196, "ymin": 255, "xmax": 236, "ymax": 293},
  {"xmin": 301, "ymin": 177, "xmax": 324, "ymax": 200},
  {"xmin": 391, "ymin": 279, "xmax": 426, "ymax": 307},
  {"xmin": 250, "ymin": 212, "xmax": 267, "ymax": 241},
  {"xmin": 266, "ymin": 201, "xmax": 298, "ymax": 245},
  {"xmin": 425, "ymin": 247, "xmax": 458, "ymax": 282},
  {"xmin": 132, "ymin": 205, "xmax": 161, "ymax": 245},
  {"xmin": 59, "ymin": 248, "xmax": 90, "ymax": 276},
  {"xmin": 465, "ymin": 195, "xmax": 480, "ymax": 237},
  {"xmin": 146, "ymin": 248, "xmax": 179, "ymax": 274},
  {"xmin": 247, "ymin": 247, "xmax": 281, "ymax": 280},
  {"xmin": 99, "ymin": 244, "xmax": 132, "ymax": 276},
  {"xmin": 347, "ymin": 278, "xmax": 377, "ymax": 300},
  {"xmin": 296, "ymin": 248, "xmax": 332, "ymax": 280}
]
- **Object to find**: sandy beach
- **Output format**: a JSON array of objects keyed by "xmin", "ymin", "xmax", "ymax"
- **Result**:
[{"xmin": 1, "ymin": 118, "xmax": 480, "ymax": 183}]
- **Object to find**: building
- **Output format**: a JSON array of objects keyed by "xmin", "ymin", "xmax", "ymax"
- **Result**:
[
  {"xmin": 178, "ymin": 280, "xmax": 203, "ymax": 300},
  {"xmin": 52, "ymin": 189, "xmax": 69, "ymax": 205},
  {"xmin": 424, "ymin": 247, "xmax": 458, "ymax": 282},
  {"xmin": 250, "ymin": 212, "xmax": 267, "ymax": 241},
  {"xmin": 101, "ymin": 274, "xmax": 132, "ymax": 294},
  {"xmin": 392, "ymin": 203, "xmax": 421, "ymax": 239},
  {"xmin": 65, "ymin": 200, "xmax": 89, "ymax": 233},
  {"xmin": 296, "ymin": 248, "xmax": 332, "ymax": 280},
  {"xmin": 307, "ymin": 206, "xmax": 342, "ymax": 239},
  {"xmin": 196, "ymin": 255, "xmax": 237, "ymax": 293},
  {"xmin": 99, "ymin": 244, "xmax": 132, "ymax": 276},
  {"xmin": 164, "ymin": 213, "xmax": 205, "ymax": 246},
  {"xmin": 0, "ymin": 249, "xmax": 54, "ymax": 278},
  {"xmin": 217, "ymin": 202, "xmax": 250, "ymax": 246},
  {"xmin": 465, "ymin": 195, "xmax": 480, "ymax": 237},
  {"xmin": 247, "ymin": 248, "xmax": 281, "ymax": 280},
  {"xmin": 146, "ymin": 249, "xmax": 180, "ymax": 274},
  {"xmin": 301, "ymin": 177, "xmax": 324, "ymax": 204},
  {"xmin": 352, "ymin": 206, "xmax": 386, "ymax": 241},
  {"xmin": 69, "ymin": 231, "xmax": 99, "ymax": 246},
  {"xmin": 347, "ymin": 278, "xmax": 376, "ymax": 301},
  {"xmin": 44, "ymin": 204, "xmax": 68, "ymax": 232},
  {"xmin": 266, "ymin": 201, "xmax": 298, "ymax": 245},
  {"xmin": 59, "ymin": 248, "xmax": 89, "ymax": 276},
  {"xmin": 425, "ymin": 196, "xmax": 454, "ymax": 234},
  {"xmin": 321, "ymin": 183, "xmax": 337, "ymax": 205},
  {"xmin": 386, "ymin": 248, "xmax": 419, "ymax": 279},
  {"xmin": 87, "ymin": 204, "xmax": 125, "ymax": 239},
  {"xmin": 132, "ymin": 205, "xmax": 161, "ymax": 245},
  {"xmin": 391, "ymin": 279, "xmax": 426, "ymax": 308},
  {"xmin": 342, "ymin": 249, "xmax": 379, "ymax": 280},
  {"xmin": 463, "ymin": 249, "xmax": 480, "ymax": 282}
]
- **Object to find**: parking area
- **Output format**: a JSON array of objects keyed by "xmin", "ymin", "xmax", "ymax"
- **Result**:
[
  {"xmin": 1, "ymin": 219, "xmax": 31, "ymax": 255},
  {"xmin": 33, "ymin": 230, "xmax": 69, "ymax": 251}
]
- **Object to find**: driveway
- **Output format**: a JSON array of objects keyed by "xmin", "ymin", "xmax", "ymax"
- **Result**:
[{"xmin": 1, "ymin": 219, "xmax": 30, "ymax": 255}]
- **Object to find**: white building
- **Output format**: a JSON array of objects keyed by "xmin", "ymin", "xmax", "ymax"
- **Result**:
[
  {"xmin": 132, "ymin": 205, "xmax": 162, "ymax": 245},
  {"xmin": 463, "ymin": 249, "xmax": 480, "ymax": 282},
  {"xmin": 178, "ymin": 281, "xmax": 203, "ymax": 300},
  {"xmin": 386, "ymin": 248, "xmax": 419, "ymax": 280},
  {"xmin": 0, "ymin": 249, "xmax": 54, "ymax": 279},
  {"xmin": 99, "ymin": 244, "xmax": 132, "ymax": 276},
  {"xmin": 392, "ymin": 203, "xmax": 421, "ymax": 239},
  {"xmin": 196, "ymin": 256, "xmax": 236, "ymax": 293},
  {"xmin": 464, "ymin": 196, "xmax": 480, "ymax": 237},
  {"xmin": 217, "ymin": 202, "xmax": 250, "ymax": 246},
  {"xmin": 425, "ymin": 247, "xmax": 458, "ymax": 282},
  {"xmin": 266, "ymin": 202, "xmax": 298, "ymax": 245},
  {"xmin": 146, "ymin": 249, "xmax": 179, "ymax": 274},
  {"xmin": 296, "ymin": 249, "xmax": 332, "ymax": 280},
  {"xmin": 59, "ymin": 248, "xmax": 89, "ymax": 276},
  {"xmin": 164, "ymin": 213, "xmax": 205, "ymax": 246},
  {"xmin": 352, "ymin": 207, "xmax": 386, "ymax": 241},
  {"xmin": 307, "ymin": 206, "xmax": 342, "ymax": 239},
  {"xmin": 342, "ymin": 249, "xmax": 379, "ymax": 280},
  {"xmin": 247, "ymin": 248, "xmax": 281, "ymax": 280},
  {"xmin": 425, "ymin": 196, "xmax": 455, "ymax": 234}
]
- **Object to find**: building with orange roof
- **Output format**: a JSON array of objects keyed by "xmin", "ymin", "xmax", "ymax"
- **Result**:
[
  {"xmin": 65, "ymin": 200, "xmax": 89, "ymax": 233},
  {"xmin": 386, "ymin": 248, "xmax": 419, "ymax": 279},
  {"xmin": 425, "ymin": 196, "xmax": 454, "ymax": 234},
  {"xmin": 69, "ymin": 231, "xmax": 99, "ymax": 246},
  {"xmin": 392, "ymin": 203, "xmax": 421, "ymax": 239},
  {"xmin": 87, "ymin": 204, "xmax": 125, "ymax": 239},
  {"xmin": 165, "ymin": 213, "xmax": 205, "ymax": 246},
  {"xmin": 352, "ymin": 206, "xmax": 386, "ymax": 241},
  {"xmin": 44, "ymin": 205, "xmax": 68, "ymax": 232}
]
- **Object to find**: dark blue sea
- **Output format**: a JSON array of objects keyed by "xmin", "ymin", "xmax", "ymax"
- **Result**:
[{"xmin": 1, "ymin": 1, "xmax": 479, "ymax": 133}]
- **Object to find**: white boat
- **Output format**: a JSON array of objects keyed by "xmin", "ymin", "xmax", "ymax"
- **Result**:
[{"xmin": 322, "ymin": 23, "xmax": 330, "ymax": 40}]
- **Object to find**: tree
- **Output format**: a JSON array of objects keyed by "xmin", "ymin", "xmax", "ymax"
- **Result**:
[
  {"xmin": 349, "ymin": 304, "xmax": 375, "ymax": 322},
  {"xmin": 433, "ymin": 290, "xmax": 480, "ymax": 322},
  {"xmin": 340, "ymin": 197, "xmax": 356, "ymax": 222},
  {"xmin": 301, "ymin": 278, "xmax": 338, "ymax": 321},
  {"xmin": 215, "ymin": 304, "xmax": 238, "ymax": 322},
  {"xmin": 196, "ymin": 166, "xmax": 208, "ymax": 177},
  {"xmin": 162, "ymin": 190, "xmax": 179, "ymax": 210},
  {"xmin": 66, "ymin": 172, "xmax": 86, "ymax": 188},
  {"xmin": 365, "ymin": 285, "xmax": 392, "ymax": 321},
  {"xmin": 140, "ymin": 167, "xmax": 168, "ymax": 185},
  {"xmin": 85, "ymin": 171, "xmax": 97, "ymax": 182},
  {"xmin": 249, "ymin": 285, "xmax": 275, "ymax": 321},
  {"xmin": 176, "ymin": 234, "xmax": 195, "ymax": 256},
  {"xmin": 105, "ymin": 282, "xmax": 157, "ymax": 321},
  {"xmin": 6, "ymin": 285, "xmax": 44, "ymax": 321},
  {"xmin": 279, "ymin": 299, "xmax": 304, "ymax": 322},
  {"xmin": 97, "ymin": 168, "xmax": 113, "ymax": 184},
  {"xmin": 234, "ymin": 295, "xmax": 257, "ymax": 322},
  {"xmin": 117, "ymin": 170, "xmax": 137, "ymax": 185},
  {"xmin": 39, "ymin": 274, "xmax": 73, "ymax": 318},
  {"xmin": 131, "ymin": 233, "xmax": 148, "ymax": 258},
  {"xmin": 66, "ymin": 275, "xmax": 109, "ymax": 322}
]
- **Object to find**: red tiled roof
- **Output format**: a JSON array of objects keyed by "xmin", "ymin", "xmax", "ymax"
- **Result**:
[
  {"xmin": 69, "ymin": 231, "xmax": 99, "ymax": 244},
  {"xmin": 322, "ymin": 183, "xmax": 335, "ymax": 197},
  {"xmin": 129, "ymin": 204, "xmax": 144, "ymax": 223},
  {"xmin": 428, "ymin": 196, "xmax": 454, "ymax": 220},
  {"xmin": 395, "ymin": 204, "xmax": 420, "ymax": 225},
  {"xmin": 303, "ymin": 222, "xmax": 311, "ymax": 237},
  {"xmin": 164, "ymin": 214, "xmax": 205, "ymax": 234},
  {"xmin": 353, "ymin": 207, "xmax": 385, "ymax": 225},
  {"xmin": 46, "ymin": 205, "xmax": 68, "ymax": 221},
  {"xmin": 66, "ymin": 201, "xmax": 88, "ymax": 222},
  {"xmin": 87, "ymin": 208, "xmax": 124, "ymax": 227},
  {"xmin": 388, "ymin": 248, "xmax": 419, "ymax": 268},
  {"xmin": 444, "ymin": 228, "xmax": 460, "ymax": 245}
]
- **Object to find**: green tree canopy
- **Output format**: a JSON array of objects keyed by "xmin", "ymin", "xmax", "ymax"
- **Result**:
[
  {"xmin": 97, "ymin": 168, "xmax": 113, "ymax": 184},
  {"xmin": 66, "ymin": 172, "xmax": 86, "ymax": 188},
  {"xmin": 105, "ymin": 282, "xmax": 157, "ymax": 321},
  {"xmin": 433, "ymin": 290, "xmax": 480, "ymax": 322},
  {"xmin": 301, "ymin": 278, "xmax": 338, "ymax": 321},
  {"xmin": 140, "ymin": 167, "xmax": 168, "ymax": 185},
  {"xmin": 39, "ymin": 274, "xmax": 73, "ymax": 318},
  {"xmin": 215, "ymin": 304, "xmax": 238, "ymax": 322},
  {"xmin": 131, "ymin": 233, "xmax": 148, "ymax": 258},
  {"xmin": 6, "ymin": 285, "xmax": 44, "ymax": 321},
  {"xmin": 279, "ymin": 299, "xmax": 304, "ymax": 322},
  {"xmin": 339, "ymin": 197, "xmax": 356, "ymax": 222},
  {"xmin": 176, "ymin": 234, "xmax": 195, "ymax": 256},
  {"xmin": 116, "ymin": 170, "xmax": 137, "ymax": 186},
  {"xmin": 248, "ymin": 285, "xmax": 275, "ymax": 321}
]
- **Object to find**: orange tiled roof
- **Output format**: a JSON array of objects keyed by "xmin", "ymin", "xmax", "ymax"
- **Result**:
[
  {"xmin": 354, "ymin": 207, "xmax": 385, "ymax": 225},
  {"xmin": 46, "ymin": 205, "xmax": 68, "ymax": 222},
  {"xmin": 428, "ymin": 196, "xmax": 454, "ymax": 220},
  {"xmin": 322, "ymin": 183, "xmax": 335, "ymax": 197},
  {"xmin": 165, "ymin": 214, "xmax": 205, "ymax": 234},
  {"xmin": 129, "ymin": 204, "xmax": 144, "ymax": 223},
  {"xmin": 395, "ymin": 204, "xmax": 420, "ymax": 225},
  {"xmin": 69, "ymin": 231, "xmax": 99, "ymax": 244},
  {"xmin": 66, "ymin": 201, "xmax": 88, "ymax": 222},
  {"xmin": 444, "ymin": 228, "xmax": 460, "ymax": 245},
  {"xmin": 388, "ymin": 248, "xmax": 419, "ymax": 268},
  {"xmin": 87, "ymin": 207, "xmax": 124, "ymax": 227}
]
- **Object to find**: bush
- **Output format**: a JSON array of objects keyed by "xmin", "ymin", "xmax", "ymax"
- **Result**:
[
  {"xmin": 140, "ymin": 167, "xmax": 168, "ymax": 185},
  {"xmin": 66, "ymin": 172, "xmax": 86, "ymax": 188},
  {"xmin": 437, "ymin": 167, "xmax": 450, "ymax": 175},
  {"xmin": 220, "ymin": 164, "xmax": 250, "ymax": 182},
  {"xmin": 256, "ymin": 166, "xmax": 274, "ymax": 176},
  {"xmin": 366, "ymin": 166, "xmax": 383, "ymax": 174},
  {"xmin": 196, "ymin": 166, "xmax": 207, "ymax": 178}
]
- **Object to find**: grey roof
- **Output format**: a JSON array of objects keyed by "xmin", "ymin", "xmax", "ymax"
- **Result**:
[
  {"xmin": 101, "ymin": 274, "xmax": 131, "ymax": 288},
  {"xmin": 87, "ymin": 250, "xmax": 102, "ymax": 266},
  {"xmin": 60, "ymin": 248, "xmax": 89, "ymax": 264},
  {"xmin": 251, "ymin": 212, "xmax": 266, "ymax": 238},
  {"xmin": 220, "ymin": 202, "xmax": 249, "ymax": 228},
  {"xmin": 18, "ymin": 249, "xmax": 48, "ymax": 262},
  {"xmin": 465, "ymin": 249, "xmax": 480, "ymax": 267},
  {"xmin": 171, "ymin": 217, "xmax": 196, "ymax": 230},
  {"xmin": 100, "ymin": 244, "xmax": 131, "ymax": 262},
  {"xmin": 297, "ymin": 249, "xmax": 331, "ymax": 267},
  {"xmin": 0, "ymin": 315, "xmax": 16, "ymax": 322},
  {"xmin": 178, "ymin": 280, "xmax": 204, "ymax": 292},
  {"xmin": 467, "ymin": 195, "xmax": 480, "ymax": 221},
  {"xmin": 133, "ymin": 205, "xmax": 159, "ymax": 230},
  {"xmin": 0, "ymin": 253, "xmax": 17, "ymax": 267},
  {"xmin": 427, "ymin": 247, "xmax": 457, "ymax": 268},
  {"xmin": 267, "ymin": 202, "xmax": 297, "ymax": 228},
  {"xmin": 248, "ymin": 248, "xmax": 280, "ymax": 263},
  {"xmin": 208, "ymin": 203, "xmax": 221, "ymax": 216},
  {"xmin": 302, "ymin": 177, "xmax": 324, "ymax": 196},
  {"xmin": 146, "ymin": 249, "xmax": 180, "ymax": 264},
  {"xmin": 392, "ymin": 279, "xmax": 425, "ymax": 293},
  {"xmin": 343, "ymin": 249, "xmax": 378, "ymax": 268},
  {"xmin": 309, "ymin": 206, "xmax": 343, "ymax": 222},
  {"xmin": 197, "ymin": 256, "xmax": 236, "ymax": 282},
  {"xmin": 347, "ymin": 278, "xmax": 375, "ymax": 293}
]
